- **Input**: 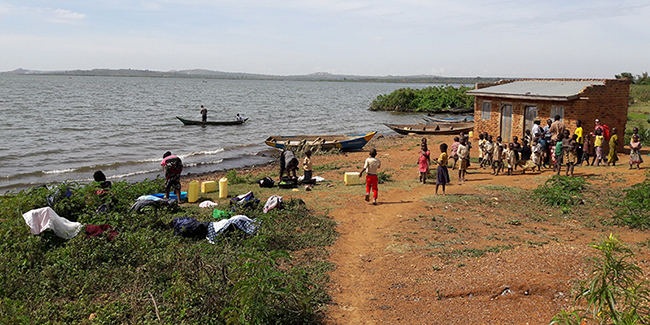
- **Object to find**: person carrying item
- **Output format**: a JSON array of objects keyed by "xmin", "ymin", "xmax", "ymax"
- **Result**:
[
  {"xmin": 279, "ymin": 149, "xmax": 299, "ymax": 180},
  {"xmin": 200, "ymin": 105, "xmax": 207, "ymax": 122},
  {"xmin": 359, "ymin": 148, "xmax": 381, "ymax": 205},
  {"xmin": 161, "ymin": 151, "xmax": 183, "ymax": 204}
]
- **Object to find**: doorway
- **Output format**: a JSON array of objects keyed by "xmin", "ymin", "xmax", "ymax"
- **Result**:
[
  {"xmin": 524, "ymin": 106, "xmax": 537, "ymax": 135},
  {"xmin": 501, "ymin": 104, "xmax": 513, "ymax": 141}
]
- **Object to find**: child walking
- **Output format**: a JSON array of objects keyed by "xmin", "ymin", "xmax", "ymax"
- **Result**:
[
  {"xmin": 457, "ymin": 137, "xmax": 470, "ymax": 182},
  {"xmin": 418, "ymin": 142, "xmax": 430, "ymax": 184},
  {"xmin": 629, "ymin": 134, "xmax": 643, "ymax": 169},
  {"xmin": 505, "ymin": 143, "xmax": 516, "ymax": 175},
  {"xmin": 433, "ymin": 143, "xmax": 450, "ymax": 194},
  {"xmin": 593, "ymin": 129, "xmax": 605, "ymax": 166},
  {"xmin": 565, "ymin": 134, "xmax": 578, "ymax": 176},
  {"xmin": 450, "ymin": 136, "xmax": 460, "ymax": 170},
  {"xmin": 360, "ymin": 148, "xmax": 381, "ymax": 205},
  {"xmin": 607, "ymin": 128, "xmax": 618, "ymax": 166},
  {"xmin": 492, "ymin": 136, "xmax": 504, "ymax": 175}
]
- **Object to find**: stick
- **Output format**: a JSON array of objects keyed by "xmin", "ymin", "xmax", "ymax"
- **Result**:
[{"xmin": 148, "ymin": 292, "xmax": 161, "ymax": 322}]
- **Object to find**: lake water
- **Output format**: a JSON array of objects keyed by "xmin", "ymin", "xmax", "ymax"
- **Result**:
[{"xmin": 0, "ymin": 75, "xmax": 460, "ymax": 193}]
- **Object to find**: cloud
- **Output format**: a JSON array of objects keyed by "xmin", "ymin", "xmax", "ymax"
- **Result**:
[{"xmin": 46, "ymin": 8, "xmax": 86, "ymax": 24}]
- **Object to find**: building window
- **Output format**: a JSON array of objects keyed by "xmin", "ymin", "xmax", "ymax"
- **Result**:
[
  {"xmin": 551, "ymin": 106, "xmax": 564, "ymax": 120},
  {"xmin": 481, "ymin": 101, "xmax": 491, "ymax": 119}
]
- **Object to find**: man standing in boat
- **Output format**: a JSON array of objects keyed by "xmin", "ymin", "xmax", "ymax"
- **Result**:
[
  {"xmin": 200, "ymin": 105, "xmax": 207, "ymax": 122},
  {"xmin": 236, "ymin": 114, "xmax": 244, "ymax": 122}
]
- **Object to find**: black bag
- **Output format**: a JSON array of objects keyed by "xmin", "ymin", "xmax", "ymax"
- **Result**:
[{"xmin": 258, "ymin": 177, "xmax": 275, "ymax": 188}]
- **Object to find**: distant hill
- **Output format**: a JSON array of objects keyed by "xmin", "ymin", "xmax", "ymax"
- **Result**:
[{"xmin": 0, "ymin": 68, "xmax": 500, "ymax": 84}]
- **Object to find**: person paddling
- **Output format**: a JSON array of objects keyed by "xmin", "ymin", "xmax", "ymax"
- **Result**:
[{"xmin": 200, "ymin": 105, "xmax": 207, "ymax": 122}]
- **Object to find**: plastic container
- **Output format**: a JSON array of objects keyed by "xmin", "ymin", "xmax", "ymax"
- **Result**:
[
  {"xmin": 219, "ymin": 177, "xmax": 228, "ymax": 198},
  {"xmin": 188, "ymin": 180, "xmax": 199, "ymax": 203},
  {"xmin": 201, "ymin": 181, "xmax": 216, "ymax": 193},
  {"xmin": 468, "ymin": 131, "xmax": 474, "ymax": 138},
  {"xmin": 344, "ymin": 172, "xmax": 360, "ymax": 186}
]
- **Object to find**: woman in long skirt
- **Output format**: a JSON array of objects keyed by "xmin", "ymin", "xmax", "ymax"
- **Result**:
[
  {"xmin": 435, "ymin": 143, "xmax": 450, "ymax": 194},
  {"xmin": 630, "ymin": 134, "xmax": 643, "ymax": 169}
]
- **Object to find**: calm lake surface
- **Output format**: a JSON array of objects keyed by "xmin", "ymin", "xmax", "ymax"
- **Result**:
[{"xmin": 0, "ymin": 75, "xmax": 459, "ymax": 193}]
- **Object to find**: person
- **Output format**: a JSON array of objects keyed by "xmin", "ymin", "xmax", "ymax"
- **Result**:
[
  {"xmin": 433, "ymin": 143, "xmax": 450, "ymax": 194},
  {"xmin": 543, "ymin": 119, "xmax": 553, "ymax": 167},
  {"xmin": 359, "ymin": 148, "xmax": 381, "ymax": 205},
  {"xmin": 279, "ymin": 149, "xmax": 299, "ymax": 179},
  {"xmin": 554, "ymin": 134, "xmax": 564, "ymax": 174},
  {"xmin": 303, "ymin": 149, "xmax": 313, "ymax": 182},
  {"xmin": 531, "ymin": 118, "xmax": 544, "ymax": 141},
  {"xmin": 418, "ymin": 142, "xmax": 430, "ymax": 184},
  {"xmin": 582, "ymin": 134, "xmax": 592, "ymax": 166},
  {"xmin": 200, "ymin": 105, "xmax": 207, "ymax": 122},
  {"xmin": 457, "ymin": 137, "xmax": 470, "ymax": 182},
  {"xmin": 594, "ymin": 119, "xmax": 604, "ymax": 134},
  {"xmin": 516, "ymin": 140, "xmax": 536, "ymax": 174},
  {"xmin": 492, "ymin": 136, "xmax": 504, "ymax": 175},
  {"xmin": 505, "ymin": 143, "xmax": 516, "ymax": 175},
  {"xmin": 629, "ymin": 134, "xmax": 643, "ymax": 169},
  {"xmin": 161, "ymin": 151, "xmax": 183, "ymax": 204},
  {"xmin": 575, "ymin": 120, "xmax": 584, "ymax": 164},
  {"xmin": 549, "ymin": 115, "xmax": 566, "ymax": 141},
  {"xmin": 593, "ymin": 128, "xmax": 605, "ymax": 166},
  {"xmin": 450, "ymin": 136, "xmax": 460, "ymax": 170},
  {"xmin": 632, "ymin": 127, "xmax": 641, "ymax": 142},
  {"xmin": 523, "ymin": 129, "xmax": 533, "ymax": 148},
  {"xmin": 477, "ymin": 133, "xmax": 486, "ymax": 167},
  {"xmin": 607, "ymin": 127, "xmax": 618, "ymax": 166},
  {"xmin": 532, "ymin": 136, "xmax": 543, "ymax": 172},
  {"xmin": 236, "ymin": 114, "xmax": 244, "ymax": 122},
  {"xmin": 512, "ymin": 136, "xmax": 521, "ymax": 169},
  {"xmin": 564, "ymin": 133, "xmax": 578, "ymax": 176},
  {"xmin": 93, "ymin": 170, "xmax": 112, "ymax": 189}
]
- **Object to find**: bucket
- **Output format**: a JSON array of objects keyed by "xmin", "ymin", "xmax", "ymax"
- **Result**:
[
  {"xmin": 468, "ymin": 131, "xmax": 474, "ymax": 138},
  {"xmin": 188, "ymin": 180, "xmax": 199, "ymax": 203},
  {"xmin": 219, "ymin": 177, "xmax": 228, "ymax": 198}
]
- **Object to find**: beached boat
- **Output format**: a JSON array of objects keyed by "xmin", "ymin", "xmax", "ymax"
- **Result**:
[
  {"xmin": 384, "ymin": 122, "xmax": 473, "ymax": 135},
  {"xmin": 422, "ymin": 115, "xmax": 474, "ymax": 123},
  {"xmin": 427, "ymin": 107, "xmax": 474, "ymax": 115},
  {"xmin": 176, "ymin": 116, "xmax": 248, "ymax": 126},
  {"xmin": 265, "ymin": 132, "xmax": 377, "ymax": 151}
]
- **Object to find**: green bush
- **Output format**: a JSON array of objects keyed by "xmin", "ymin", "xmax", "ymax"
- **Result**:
[
  {"xmin": 369, "ymin": 85, "xmax": 475, "ymax": 112},
  {"xmin": 0, "ymin": 180, "xmax": 335, "ymax": 324},
  {"xmin": 533, "ymin": 175, "xmax": 588, "ymax": 207},
  {"xmin": 551, "ymin": 234, "xmax": 650, "ymax": 325},
  {"xmin": 614, "ymin": 178, "xmax": 650, "ymax": 229}
]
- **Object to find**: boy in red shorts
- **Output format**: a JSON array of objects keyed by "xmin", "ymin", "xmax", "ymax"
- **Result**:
[{"xmin": 359, "ymin": 148, "xmax": 381, "ymax": 205}]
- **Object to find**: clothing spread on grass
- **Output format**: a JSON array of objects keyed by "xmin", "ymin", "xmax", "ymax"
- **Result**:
[
  {"xmin": 22, "ymin": 207, "xmax": 82, "ymax": 239},
  {"xmin": 213, "ymin": 209, "xmax": 232, "ymax": 219},
  {"xmin": 230, "ymin": 191, "xmax": 260, "ymax": 208},
  {"xmin": 263, "ymin": 195, "xmax": 283, "ymax": 213},
  {"xmin": 85, "ymin": 224, "xmax": 118, "ymax": 241},
  {"xmin": 206, "ymin": 215, "xmax": 260, "ymax": 244},
  {"xmin": 130, "ymin": 199, "xmax": 177, "ymax": 213},
  {"xmin": 297, "ymin": 175, "xmax": 325, "ymax": 182},
  {"xmin": 199, "ymin": 200, "xmax": 219, "ymax": 208},
  {"xmin": 171, "ymin": 217, "xmax": 211, "ymax": 238}
]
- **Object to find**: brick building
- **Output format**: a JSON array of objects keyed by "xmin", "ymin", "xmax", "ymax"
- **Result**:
[{"xmin": 466, "ymin": 79, "xmax": 631, "ymax": 152}]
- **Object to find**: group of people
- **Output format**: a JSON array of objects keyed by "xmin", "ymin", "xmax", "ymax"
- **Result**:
[{"xmin": 199, "ymin": 105, "xmax": 245, "ymax": 122}]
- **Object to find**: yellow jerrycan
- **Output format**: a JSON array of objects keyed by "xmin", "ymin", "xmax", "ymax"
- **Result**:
[
  {"xmin": 188, "ymin": 180, "xmax": 199, "ymax": 203},
  {"xmin": 219, "ymin": 177, "xmax": 228, "ymax": 198}
]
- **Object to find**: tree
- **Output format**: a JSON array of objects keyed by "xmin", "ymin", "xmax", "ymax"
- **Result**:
[{"xmin": 615, "ymin": 72, "xmax": 635, "ymax": 82}]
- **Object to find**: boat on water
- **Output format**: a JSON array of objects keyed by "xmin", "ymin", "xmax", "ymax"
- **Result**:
[
  {"xmin": 176, "ymin": 116, "xmax": 248, "ymax": 126},
  {"xmin": 265, "ymin": 132, "xmax": 377, "ymax": 151},
  {"xmin": 427, "ymin": 107, "xmax": 474, "ymax": 115},
  {"xmin": 384, "ymin": 122, "xmax": 474, "ymax": 135},
  {"xmin": 422, "ymin": 115, "xmax": 474, "ymax": 123}
]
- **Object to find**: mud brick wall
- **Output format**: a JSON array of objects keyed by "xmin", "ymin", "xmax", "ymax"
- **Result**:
[{"xmin": 472, "ymin": 79, "xmax": 630, "ymax": 152}]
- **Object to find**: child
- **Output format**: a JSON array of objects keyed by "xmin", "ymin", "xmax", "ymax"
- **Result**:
[
  {"xmin": 483, "ymin": 135, "xmax": 495, "ymax": 168},
  {"xmin": 492, "ymin": 136, "xmax": 504, "ymax": 175},
  {"xmin": 505, "ymin": 143, "xmax": 516, "ymax": 175},
  {"xmin": 607, "ymin": 127, "xmax": 618, "ymax": 166},
  {"xmin": 433, "ymin": 143, "xmax": 450, "ymax": 194},
  {"xmin": 593, "ymin": 128, "xmax": 604, "ymax": 166},
  {"xmin": 477, "ymin": 133, "xmax": 486, "ymax": 167},
  {"xmin": 532, "ymin": 136, "xmax": 543, "ymax": 172},
  {"xmin": 512, "ymin": 136, "xmax": 521, "ymax": 170},
  {"xmin": 582, "ymin": 135, "xmax": 592, "ymax": 166},
  {"xmin": 523, "ymin": 129, "xmax": 533, "ymax": 148},
  {"xmin": 360, "ymin": 148, "xmax": 381, "ymax": 205},
  {"xmin": 565, "ymin": 134, "xmax": 578, "ymax": 176},
  {"xmin": 629, "ymin": 134, "xmax": 643, "ymax": 169},
  {"xmin": 450, "ymin": 136, "xmax": 460, "ymax": 170},
  {"xmin": 303, "ymin": 149, "xmax": 313, "ymax": 182},
  {"xmin": 555, "ymin": 134, "xmax": 564, "ymax": 175},
  {"xmin": 457, "ymin": 137, "xmax": 470, "ymax": 182},
  {"xmin": 418, "ymin": 143, "xmax": 430, "ymax": 184}
]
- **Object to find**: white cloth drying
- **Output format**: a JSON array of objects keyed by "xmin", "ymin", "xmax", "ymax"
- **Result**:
[
  {"xmin": 22, "ymin": 207, "xmax": 82, "ymax": 239},
  {"xmin": 136, "ymin": 195, "xmax": 162, "ymax": 201},
  {"xmin": 297, "ymin": 176, "xmax": 325, "ymax": 182},
  {"xmin": 263, "ymin": 195, "xmax": 283, "ymax": 213},
  {"xmin": 206, "ymin": 215, "xmax": 259, "ymax": 244},
  {"xmin": 199, "ymin": 200, "xmax": 219, "ymax": 208}
]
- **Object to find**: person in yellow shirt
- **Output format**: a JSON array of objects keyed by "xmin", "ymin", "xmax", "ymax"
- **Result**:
[
  {"xmin": 574, "ymin": 120, "xmax": 584, "ymax": 164},
  {"xmin": 593, "ymin": 128, "xmax": 604, "ymax": 166},
  {"xmin": 433, "ymin": 143, "xmax": 450, "ymax": 194}
]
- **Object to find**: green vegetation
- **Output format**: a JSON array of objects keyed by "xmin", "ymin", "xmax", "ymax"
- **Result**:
[
  {"xmin": 533, "ymin": 175, "xmax": 588, "ymax": 207},
  {"xmin": 551, "ymin": 234, "xmax": 650, "ymax": 325},
  {"xmin": 614, "ymin": 177, "xmax": 650, "ymax": 230},
  {"xmin": 0, "ymin": 179, "xmax": 335, "ymax": 324},
  {"xmin": 616, "ymin": 71, "xmax": 650, "ymax": 85},
  {"xmin": 626, "ymin": 84, "xmax": 650, "ymax": 142},
  {"xmin": 369, "ymin": 85, "xmax": 475, "ymax": 112}
]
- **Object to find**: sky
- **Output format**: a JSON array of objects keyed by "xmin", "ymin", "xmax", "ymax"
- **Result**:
[{"xmin": 0, "ymin": 0, "xmax": 648, "ymax": 78}]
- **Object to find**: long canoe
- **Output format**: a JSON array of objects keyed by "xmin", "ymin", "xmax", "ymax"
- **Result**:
[
  {"xmin": 384, "ymin": 122, "xmax": 473, "ymax": 135},
  {"xmin": 422, "ymin": 115, "xmax": 474, "ymax": 123},
  {"xmin": 265, "ymin": 132, "xmax": 377, "ymax": 151},
  {"xmin": 427, "ymin": 107, "xmax": 474, "ymax": 115},
  {"xmin": 176, "ymin": 116, "xmax": 248, "ymax": 126}
]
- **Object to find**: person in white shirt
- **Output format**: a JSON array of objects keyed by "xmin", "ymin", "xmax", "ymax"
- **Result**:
[{"xmin": 359, "ymin": 148, "xmax": 381, "ymax": 205}]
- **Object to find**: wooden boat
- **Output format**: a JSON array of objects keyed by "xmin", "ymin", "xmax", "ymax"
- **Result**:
[
  {"xmin": 176, "ymin": 116, "xmax": 248, "ymax": 126},
  {"xmin": 384, "ymin": 122, "xmax": 473, "ymax": 135},
  {"xmin": 427, "ymin": 107, "xmax": 474, "ymax": 115},
  {"xmin": 265, "ymin": 132, "xmax": 377, "ymax": 151}
]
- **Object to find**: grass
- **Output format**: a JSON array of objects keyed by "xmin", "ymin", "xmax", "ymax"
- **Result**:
[{"xmin": 0, "ymin": 179, "xmax": 337, "ymax": 324}]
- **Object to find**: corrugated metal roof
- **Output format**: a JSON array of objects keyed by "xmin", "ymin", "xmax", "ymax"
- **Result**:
[{"xmin": 466, "ymin": 80, "xmax": 605, "ymax": 101}]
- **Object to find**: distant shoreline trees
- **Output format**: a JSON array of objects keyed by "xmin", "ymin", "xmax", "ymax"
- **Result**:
[
  {"xmin": 616, "ymin": 71, "xmax": 650, "ymax": 85},
  {"xmin": 369, "ymin": 85, "xmax": 475, "ymax": 112}
]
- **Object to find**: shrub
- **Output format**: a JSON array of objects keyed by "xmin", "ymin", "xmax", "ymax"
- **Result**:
[
  {"xmin": 369, "ymin": 85, "xmax": 475, "ymax": 112},
  {"xmin": 533, "ymin": 175, "xmax": 587, "ymax": 207},
  {"xmin": 551, "ymin": 234, "xmax": 650, "ymax": 325},
  {"xmin": 377, "ymin": 171, "xmax": 393, "ymax": 184},
  {"xmin": 614, "ymin": 178, "xmax": 650, "ymax": 229}
]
